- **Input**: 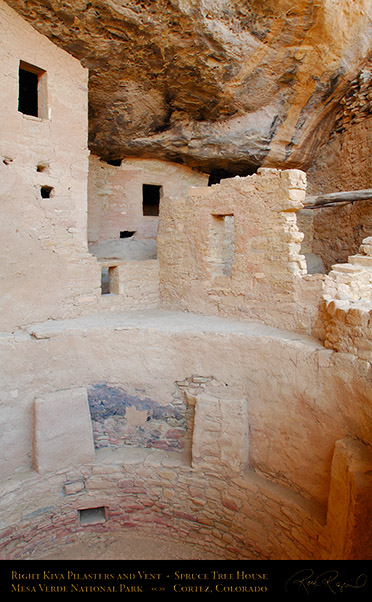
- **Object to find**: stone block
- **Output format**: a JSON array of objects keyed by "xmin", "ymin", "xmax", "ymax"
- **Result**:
[
  {"xmin": 324, "ymin": 438, "xmax": 372, "ymax": 559},
  {"xmin": 349, "ymin": 254, "xmax": 372, "ymax": 267},
  {"xmin": 63, "ymin": 480, "xmax": 85, "ymax": 496},
  {"xmin": 359, "ymin": 243, "xmax": 372, "ymax": 256},
  {"xmin": 33, "ymin": 388, "xmax": 95, "ymax": 473},
  {"xmin": 191, "ymin": 392, "xmax": 249, "ymax": 473}
]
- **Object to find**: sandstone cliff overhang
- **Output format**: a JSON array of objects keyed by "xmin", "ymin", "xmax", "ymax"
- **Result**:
[{"xmin": 5, "ymin": 0, "xmax": 372, "ymax": 175}]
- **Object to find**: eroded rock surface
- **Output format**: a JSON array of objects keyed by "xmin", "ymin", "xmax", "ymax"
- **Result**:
[{"xmin": 6, "ymin": 0, "xmax": 372, "ymax": 174}]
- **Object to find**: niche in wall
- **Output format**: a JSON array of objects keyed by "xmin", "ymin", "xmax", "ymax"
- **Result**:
[
  {"xmin": 36, "ymin": 163, "xmax": 49, "ymax": 173},
  {"xmin": 40, "ymin": 185, "xmax": 54, "ymax": 199},
  {"xmin": 101, "ymin": 266, "xmax": 119, "ymax": 295},
  {"xmin": 99, "ymin": 158, "xmax": 122, "ymax": 167},
  {"xmin": 209, "ymin": 214, "xmax": 235, "ymax": 277}
]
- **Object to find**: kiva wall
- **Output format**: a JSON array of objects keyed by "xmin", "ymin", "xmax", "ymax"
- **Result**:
[
  {"xmin": 2, "ymin": 311, "xmax": 372, "ymax": 510},
  {"xmin": 1, "ymin": 315, "xmax": 372, "ymax": 560}
]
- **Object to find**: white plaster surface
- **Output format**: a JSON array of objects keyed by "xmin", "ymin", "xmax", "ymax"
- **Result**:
[{"xmin": 33, "ymin": 388, "xmax": 95, "ymax": 473}]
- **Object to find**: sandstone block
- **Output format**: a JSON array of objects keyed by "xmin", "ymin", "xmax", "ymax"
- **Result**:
[
  {"xmin": 325, "ymin": 438, "xmax": 372, "ymax": 559},
  {"xmin": 192, "ymin": 392, "xmax": 249, "ymax": 473},
  {"xmin": 349, "ymin": 255, "xmax": 372, "ymax": 267},
  {"xmin": 33, "ymin": 388, "xmax": 95, "ymax": 473},
  {"xmin": 63, "ymin": 480, "xmax": 85, "ymax": 496}
]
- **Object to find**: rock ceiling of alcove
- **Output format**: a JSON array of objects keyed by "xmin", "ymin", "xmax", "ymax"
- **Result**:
[{"xmin": 6, "ymin": 0, "xmax": 372, "ymax": 174}]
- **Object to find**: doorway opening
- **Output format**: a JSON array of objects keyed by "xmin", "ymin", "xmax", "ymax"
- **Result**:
[{"xmin": 142, "ymin": 184, "xmax": 162, "ymax": 216}]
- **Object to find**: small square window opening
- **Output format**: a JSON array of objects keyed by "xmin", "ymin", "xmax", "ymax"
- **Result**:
[{"xmin": 40, "ymin": 185, "xmax": 54, "ymax": 199}]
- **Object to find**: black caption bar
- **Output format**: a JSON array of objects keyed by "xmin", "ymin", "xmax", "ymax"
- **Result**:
[{"xmin": 2, "ymin": 560, "xmax": 372, "ymax": 599}]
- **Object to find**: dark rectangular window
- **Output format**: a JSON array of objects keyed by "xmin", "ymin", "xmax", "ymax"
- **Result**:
[
  {"xmin": 18, "ymin": 61, "xmax": 46, "ymax": 118},
  {"xmin": 120, "ymin": 231, "xmax": 136, "ymax": 238},
  {"xmin": 142, "ymin": 184, "xmax": 162, "ymax": 216},
  {"xmin": 106, "ymin": 159, "xmax": 122, "ymax": 167},
  {"xmin": 19, "ymin": 68, "xmax": 38, "ymax": 116}
]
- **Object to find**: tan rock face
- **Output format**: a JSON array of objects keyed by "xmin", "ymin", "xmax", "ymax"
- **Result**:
[{"xmin": 5, "ymin": 0, "xmax": 372, "ymax": 175}]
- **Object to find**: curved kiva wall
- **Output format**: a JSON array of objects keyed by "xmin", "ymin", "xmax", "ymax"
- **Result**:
[{"xmin": 1, "ymin": 312, "xmax": 372, "ymax": 560}]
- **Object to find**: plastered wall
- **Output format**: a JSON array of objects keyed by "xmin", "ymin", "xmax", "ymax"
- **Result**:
[
  {"xmin": 0, "ymin": 0, "xmax": 100, "ymax": 332},
  {"xmin": 1, "ymin": 310, "xmax": 372, "ymax": 560},
  {"xmin": 2, "ymin": 310, "xmax": 372, "ymax": 510},
  {"xmin": 88, "ymin": 155, "xmax": 209, "ymax": 243}
]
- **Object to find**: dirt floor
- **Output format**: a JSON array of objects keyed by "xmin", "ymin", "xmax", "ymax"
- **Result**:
[{"xmin": 38, "ymin": 532, "xmax": 222, "ymax": 560}]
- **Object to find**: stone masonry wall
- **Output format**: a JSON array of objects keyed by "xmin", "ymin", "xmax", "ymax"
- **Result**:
[
  {"xmin": 96, "ymin": 260, "xmax": 160, "ymax": 311},
  {"xmin": 304, "ymin": 201, "xmax": 372, "ymax": 273},
  {"xmin": 87, "ymin": 382, "xmax": 188, "ymax": 452},
  {"xmin": 307, "ymin": 61, "xmax": 372, "ymax": 197},
  {"xmin": 0, "ymin": 0, "xmax": 101, "ymax": 331},
  {"xmin": 0, "ymin": 447, "xmax": 325, "ymax": 561},
  {"xmin": 320, "ymin": 237, "xmax": 372, "ymax": 362},
  {"xmin": 1, "ymin": 435, "xmax": 371, "ymax": 561},
  {"xmin": 304, "ymin": 70, "xmax": 372, "ymax": 271},
  {"xmin": 158, "ymin": 167, "xmax": 324, "ymax": 334},
  {"xmin": 3, "ymin": 311, "xmax": 372, "ymax": 509},
  {"xmin": 88, "ymin": 155, "xmax": 209, "ymax": 243}
]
